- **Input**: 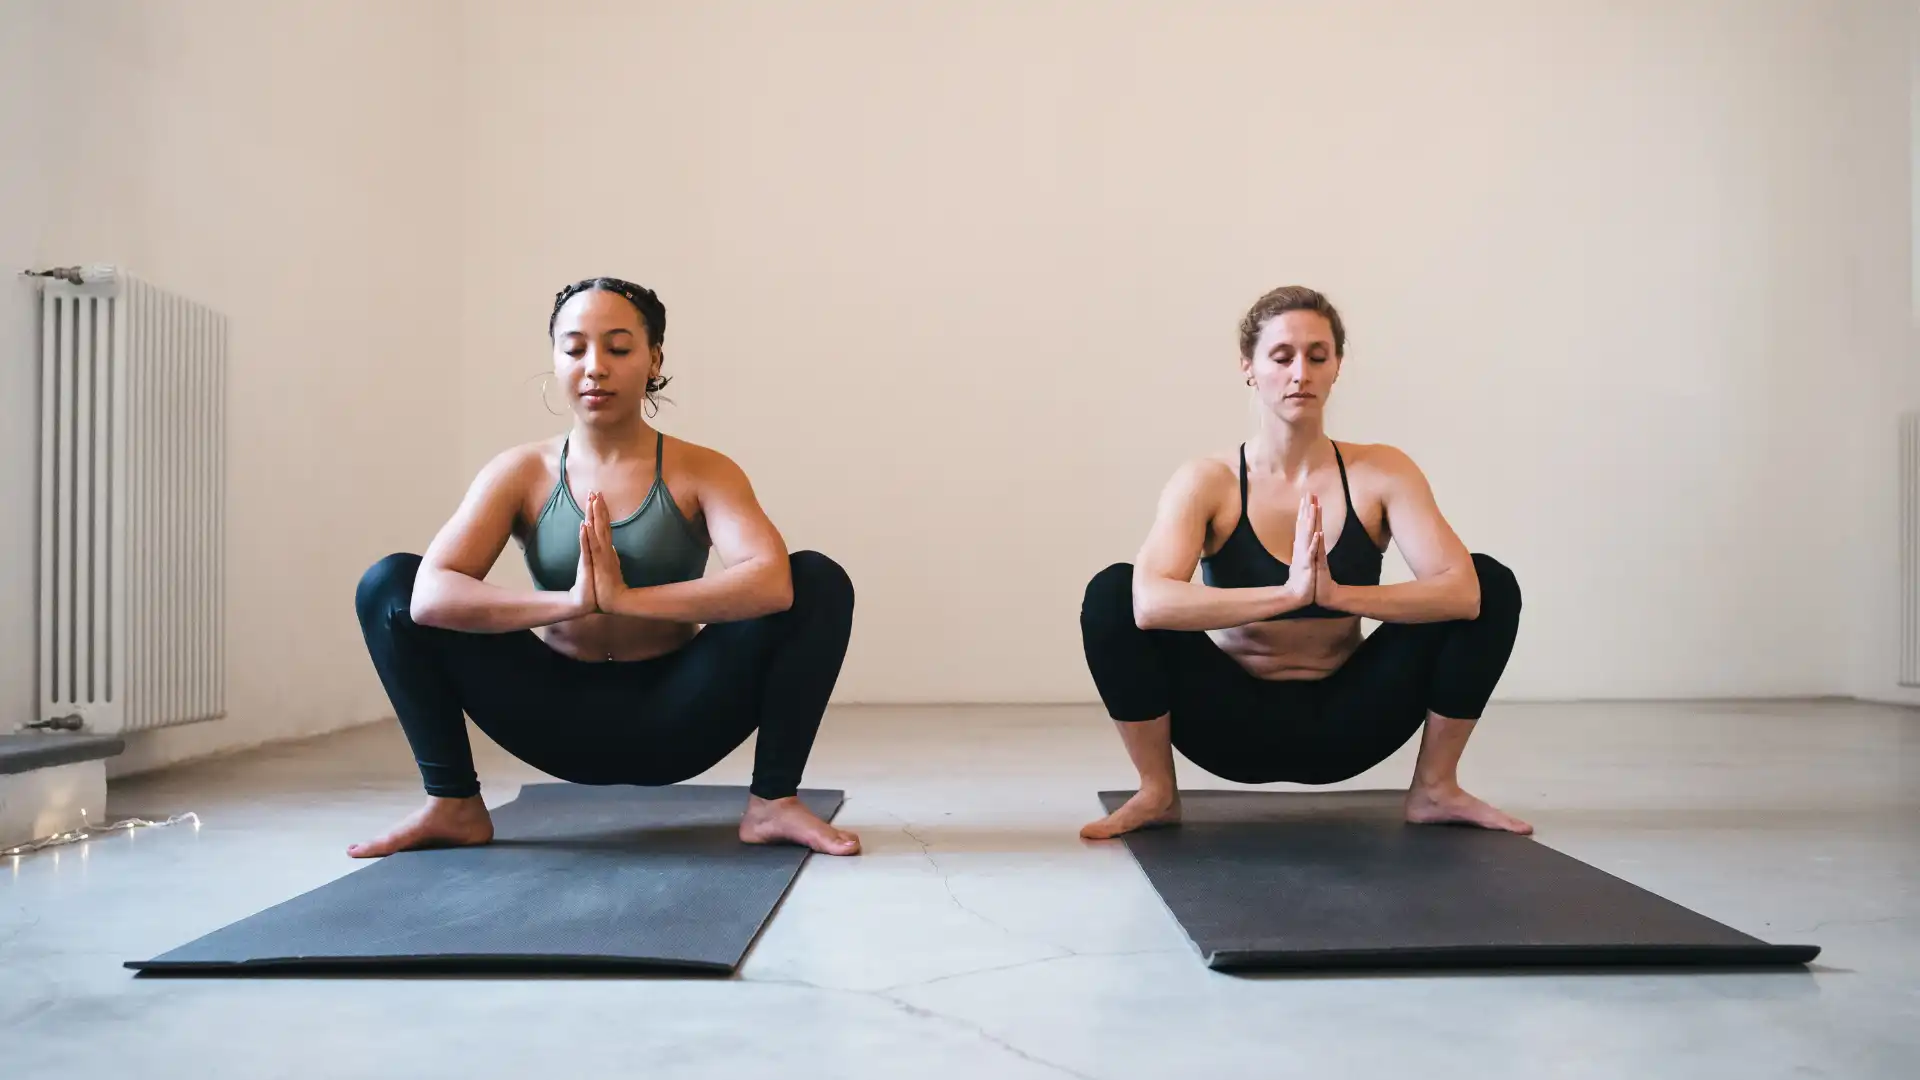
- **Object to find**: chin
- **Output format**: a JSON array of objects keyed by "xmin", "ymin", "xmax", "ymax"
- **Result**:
[{"xmin": 575, "ymin": 405, "xmax": 635, "ymax": 425}]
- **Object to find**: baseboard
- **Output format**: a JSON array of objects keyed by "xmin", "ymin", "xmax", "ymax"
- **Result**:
[
  {"xmin": 105, "ymin": 713, "xmax": 388, "ymax": 780},
  {"xmin": 0, "ymin": 759, "xmax": 107, "ymax": 849}
]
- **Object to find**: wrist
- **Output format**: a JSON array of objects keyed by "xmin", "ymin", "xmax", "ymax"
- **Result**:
[
  {"xmin": 1274, "ymin": 581, "xmax": 1310, "ymax": 613},
  {"xmin": 1318, "ymin": 579, "xmax": 1347, "ymax": 612},
  {"xmin": 599, "ymin": 584, "xmax": 640, "ymax": 617}
]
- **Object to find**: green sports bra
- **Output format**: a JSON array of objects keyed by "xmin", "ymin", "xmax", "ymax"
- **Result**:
[{"xmin": 522, "ymin": 432, "xmax": 709, "ymax": 592}]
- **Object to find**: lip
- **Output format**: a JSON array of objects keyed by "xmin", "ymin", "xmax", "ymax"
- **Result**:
[
  {"xmin": 1285, "ymin": 392, "xmax": 1316, "ymax": 400},
  {"xmin": 580, "ymin": 389, "xmax": 616, "ymax": 408}
]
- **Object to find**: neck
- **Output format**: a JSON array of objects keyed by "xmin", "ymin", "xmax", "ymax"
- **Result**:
[
  {"xmin": 1248, "ymin": 412, "xmax": 1327, "ymax": 481},
  {"xmin": 569, "ymin": 415, "xmax": 656, "ymax": 462}
]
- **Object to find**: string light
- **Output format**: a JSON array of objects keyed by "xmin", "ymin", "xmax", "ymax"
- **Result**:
[{"xmin": 0, "ymin": 809, "xmax": 200, "ymax": 858}]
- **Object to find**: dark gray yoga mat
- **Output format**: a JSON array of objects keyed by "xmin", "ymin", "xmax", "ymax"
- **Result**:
[
  {"xmin": 128, "ymin": 783, "xmax": 843, "ymax": 975},
  {"xmin": 1098, "ymin": 789, "xmax": 1819, "ymax": 972}
]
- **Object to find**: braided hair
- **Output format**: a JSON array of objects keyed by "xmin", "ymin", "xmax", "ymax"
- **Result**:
[{"xmin": 549, "ymin": 277, "xmax": 672, "ymax": 400}]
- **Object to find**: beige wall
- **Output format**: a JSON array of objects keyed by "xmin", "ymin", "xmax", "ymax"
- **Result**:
[
  {"xmin": 9, "ymin": 0, "xmax": 467, "ymax": 772},
  {"xmin": 4, "ymin": 1, "xmax": 1912, "ymax": 766},
  {"xmin": 1861, "ymin": 0, "xmax": 1920, "ymax": 707},
  {"xmin": 0, "ymin": 1, "xmax": 55, "ymax": 732},
  {"xmin": 459, "ymin": 0, "xmax": 1909, "ymax": 703}
]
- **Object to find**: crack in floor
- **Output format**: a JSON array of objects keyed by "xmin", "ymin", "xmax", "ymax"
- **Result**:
[
  {"xmin": 752, "ymin": 974, "xmax": 1104, "ymax": 1080},
  {"xmin": 894, "ymin": 819, "xmax": 1076, "ymax": 959}
]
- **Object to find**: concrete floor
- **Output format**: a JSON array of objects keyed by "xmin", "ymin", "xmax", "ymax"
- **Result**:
[{"xmin": 3, "ymin": 700, "xmax": 1916, "ymax": 1079}]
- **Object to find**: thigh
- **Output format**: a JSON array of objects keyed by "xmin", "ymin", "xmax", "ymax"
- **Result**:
[
  {"xmin": 559, "ymin": 619, "xmax": 778, "ymax": 786},
  {"xmin": 1303, "ymin": 622, "xmax": 1448, "ymax": 781},
  {"xmin": 1159, "ymin": 632, "xmax": 1317, "ymax": 784},
  {"xmin": 423, "ymin": 627, "xmax": 613, "ymax": 776}
]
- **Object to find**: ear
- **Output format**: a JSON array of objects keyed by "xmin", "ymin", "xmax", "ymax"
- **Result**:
[
  {"xmin": 650, "ymin": 346, "xmax": 665, "ymax": 377},
  {"xmin": 1238, "ymin": 352, "xmax": 1255, "ymax": 383}
]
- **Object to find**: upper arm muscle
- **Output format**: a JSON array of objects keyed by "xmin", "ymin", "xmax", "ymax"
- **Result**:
[
  {"xmin": 692, "ymin": 448, "xmax": 787, "ymax": 570},
  {"xmin": 1136, "ymin": 460, "xmax": 1226, "ymax": 584},
  {"xmin": 1377, "ymin": 446, "xmax": 1471, "ymax": 580},
  {"xmin": 420, "ymin": 447, "xmax": 537, "ymax": 581}
]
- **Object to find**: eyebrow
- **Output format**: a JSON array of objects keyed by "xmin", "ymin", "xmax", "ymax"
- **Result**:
[{"xmin": 559, "ymin": 327, "xmax": 637, "ymax": 339}]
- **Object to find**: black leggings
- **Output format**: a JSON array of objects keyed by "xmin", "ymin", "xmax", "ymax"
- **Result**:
[
  {"xmin": 1080, "ymin": 554, "xmax": 1521, "ymax": 785},
  {"xmin": 354, "ymin": 551, "xmax": 854, "ymax": 801}
]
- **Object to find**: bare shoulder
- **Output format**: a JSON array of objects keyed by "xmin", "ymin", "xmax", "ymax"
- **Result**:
[
  {"xmin": 662, "ymin": 435, "xmax": 751, "ymax": 487},
  {"xmin": 1155, "ymin": 456, "xmax": 1238, "ymax": 541},
  {"xmin": 1335, "ymin": 440, "xmax": 1426, "ymax": 489},
  {"xmin": 1164, "ymin": 454, "xmax": 1236, "ymax": 506},
  {"xmin": 471, "ymin": 438, "xmax": 556, "ymax": 496}
]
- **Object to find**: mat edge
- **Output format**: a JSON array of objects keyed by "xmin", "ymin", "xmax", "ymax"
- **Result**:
[
  {"xmin": 124, "ymin": 954, "xmax": 737, "ymax": 976},
  {"xmin": 1204, "ymin": 943, "xmax": 1822, "ymax": 972}
]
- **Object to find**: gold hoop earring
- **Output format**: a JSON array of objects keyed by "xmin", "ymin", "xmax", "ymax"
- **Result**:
[{"xmin": 540, "ymin": 374, "xmax": 563, "ymax": 416}]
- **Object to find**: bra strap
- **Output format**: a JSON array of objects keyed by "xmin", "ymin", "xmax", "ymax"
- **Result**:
[
  {"xmin": 1331, "ymin": 440, "xmax": 1355, "ymax": 509},
  {"xmin": 1237, "ymin": 443, "xmax": 1250, "ymax": 515},
  {"xmin": 654, "ymin": 430, "xmax": 665, "ymax": 480}
]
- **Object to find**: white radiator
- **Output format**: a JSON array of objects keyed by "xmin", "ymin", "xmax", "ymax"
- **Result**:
[
  {"xmin": 1905, "ymin": 412, "xmax": 1920, "ymax": 688},
  {"xmin": 37, "ymin": 270, "xmax": 227, "ymax": 734}
]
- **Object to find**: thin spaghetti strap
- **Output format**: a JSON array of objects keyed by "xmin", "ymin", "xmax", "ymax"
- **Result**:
[
  {"xmin": 1332, "ymin": 439, "xmax": 1354, "ymax": 506},
  {"xmin": 654, "ymin": 430, "xmax": 665, "ymax": 479},
  {"xmin": 558, "ymin": 436, "xmax": 570, "ymax": 479},
  {"xmin": 1238, "ymin": 443, "xmax": 1250, "ymax": 514}
]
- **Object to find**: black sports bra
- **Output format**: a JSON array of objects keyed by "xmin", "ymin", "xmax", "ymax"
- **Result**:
[{"xmin": 1200, "ymin": 441, "xmax": 1384, "ymax": 619}]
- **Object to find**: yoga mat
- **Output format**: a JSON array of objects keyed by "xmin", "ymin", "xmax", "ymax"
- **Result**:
[
  {"xmin": 128, "ymin": 783, "xmax": 843, "ymax": 975},
  {"xmin": 1097, "ymin": 789, "xmax": 1819, "ymax": 972}
]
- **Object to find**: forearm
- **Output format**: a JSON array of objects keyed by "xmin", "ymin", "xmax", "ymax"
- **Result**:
[
  {"xmin": 1132, "ymin": 574, "xmax": 1305, "ymax": 631},
  {"xmin": 1323, "ymin": 568, "xmax": 1479, "ymax": 624},
  {"xmin": 606, "ymin": 555, "xmax": 792, "ymax": 624},
  {"xmin": 409, "ymin": 566, "xmax": 583, "ymax": 633}
]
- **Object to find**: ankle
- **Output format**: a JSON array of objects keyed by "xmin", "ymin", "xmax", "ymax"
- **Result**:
[
  {"xmin": 1135, "ymin": 779, "xmax": 1178, "ymax": 803},
  {"xmin": 1411, "ymin": 777, "xmax": 1461, "ymax": 798}
]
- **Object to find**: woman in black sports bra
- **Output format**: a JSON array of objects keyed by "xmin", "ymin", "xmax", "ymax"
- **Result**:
[{"xmin": 1079, "ymin": 286, "xmax": 1528, "ymax": 840}]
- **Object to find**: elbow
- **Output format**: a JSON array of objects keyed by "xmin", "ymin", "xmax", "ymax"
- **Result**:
[
  {"xmin": 766, "ymin": 582, "xmax": 795, "ymax": 616},
  {"xmin": 408, "ymin": 592, "xmax": 450, "ymax": 629},
  {"xmin": 1457, "ymin": 580, "xmax": 1482, "ymax": 622},
  {"xmin": 1132, "ymin": 600, "xmax": 1161, "ymax": 632},
  {"xmin": 1130, "ymin": 582, "xmax": 1165, "ymax": 631},
  {"xmin": 761, "ymin": 563, "xmax": 795, "ymax": 616},
  {"xmin": 406, "ymin": 569, "xmax": 458, "ymax": 629}
]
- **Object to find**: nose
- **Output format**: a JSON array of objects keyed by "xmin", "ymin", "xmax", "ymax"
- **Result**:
[{"xmin": 583, "ymin": 346, "xmax": 611, "ymax": 377}]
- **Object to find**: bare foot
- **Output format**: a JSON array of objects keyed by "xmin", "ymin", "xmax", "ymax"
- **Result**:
[
  {"xmin": 347, "ymin": 796, "xmax": 495, "ymax": 858},
  {"xmin": 1080, "ymin": 788, "xmax": 1182, "ymax": 840},
  {"xmin": 1405, "ymin": 784, "xmax": 1533, "ymax": 834},
  {"xmin": 738, "ymin": 796, "xmax": 861, "ymax": 856}
]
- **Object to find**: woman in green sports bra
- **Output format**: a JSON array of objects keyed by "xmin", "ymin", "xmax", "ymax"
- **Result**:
[{"xmin": 350, "ymin": 277, "xmax": 860, "ymax": 858}]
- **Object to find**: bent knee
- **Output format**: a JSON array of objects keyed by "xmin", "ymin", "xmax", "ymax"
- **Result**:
[
  {"xmin": 787, "ymin": 550, "xmax": 854, "ymax": 615},
  {"xmin": 1469, "ymin": 553, "xmax": 1520, "ymax": 618},
  {"xmin": 356, "ymin": 553, "xmax": 421, "ymax": 623},
  {"xmin": 1081, "ymin": 563, "xmax": 1137, "ymax": 631}
]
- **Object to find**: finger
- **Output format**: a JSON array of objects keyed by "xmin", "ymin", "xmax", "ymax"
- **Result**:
[{"xmin": 587, "ymin": 512, "xmax": 607, "ymax": 558}]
